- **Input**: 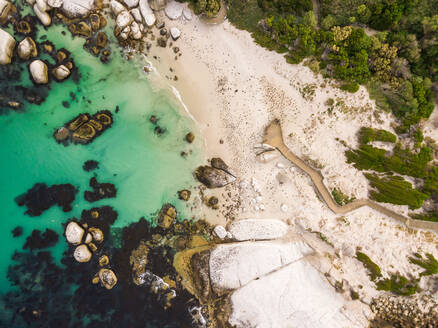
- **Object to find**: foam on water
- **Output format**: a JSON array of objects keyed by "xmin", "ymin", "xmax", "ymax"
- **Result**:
[{"xmin": 0, "ymin": 23, "xmax": 203, "ymax": 292}]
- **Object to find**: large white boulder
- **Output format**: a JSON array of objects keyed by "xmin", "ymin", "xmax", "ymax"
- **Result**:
[
  {"xmin": 61, "ymin": 0, "xmax": 94, "ymax": 17},
  {"xmin": 116, "ymin": 10, "xmax": 133, "ymax": 29},
  {"xmin": 17, "ymin": 37, "xmax": 37, "ymax": 60},
  {"xmin": 29, "ymin": 59, "xmax": 49, "ymax": 84},
  {"xmin": 65, "ymin": 221, "xmax": 85, "ymax": 245},
  {"xmin": 35, "ymin": 0, "xmax": 48, "ymax": 12},
  {"xmin": 123, "ymin": 0, "xmax": 138, "ymax": 8},
  {"xmin": 0, "ymin": 28, "xmax": 15, "ymax": 64},
  {"xmin": 110, "ymin": 0, "xmax": 125, "ymax": 15},
  {"xmin": 0, "ymin": 0, "xmax": 13, "ymax": 24},
  {"xmin": 130, "ymin": 7, "xmax": 142, "ymax": 22},
  {"xmin": 228, "ymin": 259, "xmax": 362, "ymax": 328},
  {"xmin": 165, "ymin": 0, "xmax": 183, "ymax": 20},
  {"xmin": 209, "ymin": 240, "xmax": 313, "ymax": 293},
  {"xmin": 33, "ymin": 3, "xmax": 51, "ymax": 26},
  {"xmin": 169, "ymin": 27, "xmax": 180, "ymax": 40},
  {"xmin": 47, "ymin": 0, "xmax": 63, "ymax": 8},
  {"xmin": 74, "ymin": 244, "xmax": 92, "ymax": 262},
  {"xmin": 228, "ymin": 219, "xmax": 289, "ymax": 241},
  {"xmin": 130, "ymin": 21, "xmax": 141, "ymax": 39},
  {"xmin": 139, "ymin": 0, "xmax": 155, "ymax": 27}
]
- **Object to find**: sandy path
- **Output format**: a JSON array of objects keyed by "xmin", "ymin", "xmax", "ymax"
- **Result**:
[{"xmin": 264, "ymin": 120, "xmax": 438, "ymax": 233}]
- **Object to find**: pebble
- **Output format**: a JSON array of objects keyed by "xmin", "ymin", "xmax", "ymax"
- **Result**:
[{"xmin": 280, "ymin": 204, "xmax": 287, "ymax": 212}]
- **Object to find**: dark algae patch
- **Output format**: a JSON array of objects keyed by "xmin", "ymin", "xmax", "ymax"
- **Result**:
[
  {"xmin": 23, "ymin": 229, "xmax": 59, "ymax": 251},
  {"xmin": 84, "ymin": 177, "xmax": 117, "ymax": 202},
  {"xmin": 82, "ymin": 160, "xmax": 99, "ymax": 172},
  {"xmin": 15, "ymin": 183, "xmax": 78, "ymax": 216}
]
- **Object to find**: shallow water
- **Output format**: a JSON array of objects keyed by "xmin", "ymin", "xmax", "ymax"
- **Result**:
[{"xmin": 0, "ymin": 20, "xmax": 203, "ymax": 299}]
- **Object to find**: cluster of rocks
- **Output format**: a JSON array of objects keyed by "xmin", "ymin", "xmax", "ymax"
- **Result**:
[
  {"xmin": 84, "ymin": 176, "xmax": 117, "ymax": 202},
  {"xmin": 54, "ymin": 110, "xmax": 113, "ymax": 145},
  {"xmin": 195, "ymin": 157, "xmax": 236, "ymax": 189},
  {"xmin": 370, "ymin": 295, "xmax": 438, "ymax": 327},
  {"xmin": 64, "ymin": 205, "xmax": 119, "ymax": 289}
]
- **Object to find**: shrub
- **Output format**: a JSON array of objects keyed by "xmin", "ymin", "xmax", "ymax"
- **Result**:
[
  {"xmin": 376, "ymin": 274, "xmax": 418, "ymax": 296},
  {"xmin": 356, "ymin": 251, "xmax": 382, "ymax": 281},
  {"xmin": 358, "ymin": 127, "xmax": 397, "ymax": 144},
  {"xmin": 409, "ymin": 253, "xmax": 438, "ymax": 276},
  {"xmin": 340, "ymin": 82, "xmax": 359, "ymax": 93}
]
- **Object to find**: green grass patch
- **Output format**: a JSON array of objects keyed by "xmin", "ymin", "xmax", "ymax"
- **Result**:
[
  {"xmin": 376, "ymin": 274, "xmax": 418, "ymax": 296},
  {"xmin": 358, "ymin": 127, "xmax": 397, "ymax": 145},
  {"xmin": 409, "ymin": 253, "xmax": 438, "ymax": 276},
  {"xmin": 227, "ymin": 0, "xmax": 266, "ymax": 32},
  {"xmin": 356, "ymin": 251, "xmax": 382, "ymax": 281}
]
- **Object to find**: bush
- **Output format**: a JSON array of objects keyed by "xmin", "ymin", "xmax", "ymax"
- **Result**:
[
  {"xmin": 340, "ymin": 82, "xmax": 359, "ymax": 93},
  {"xmin": 331, "ymin": 188, "xmax": 355, "ymax": 205},
  {"xmin": 409, "ymin": 253, "xmax": 438, "ymax": 276},
  {"xmin": 376, "ymin": 274, "xmax": 418, "ymax": 296},
  {"xmin": 358, "ymin": 127, "xmax": 397, "ymax": 144},
  {"xmin": 356, "ymin": 251, "xmax": 382, "ymax": 281}
]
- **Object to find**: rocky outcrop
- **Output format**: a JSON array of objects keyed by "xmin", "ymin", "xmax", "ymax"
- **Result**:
[
  {"xmin": 29, "ymin": 59, "xmax": 49, "ymax": 84},
  {"xmin": 52, "ymin": 64, "xmax": 71, "ymax": 80},
  {"xmin": 158, "ymin": 203, "xmax": 177, "ymax": 229},
  {"xmin": 139, "ymin": 0, "xmax": 155, "ymax": 27},
  {"xmin": 228, "ymin": 219, "xmax": 289, "ymax": 241},
  {"xmin": 65, "ymin": 221, "xmax": 85, "ymax": 245},
  {"xmin": 0, "ymin": 28, "xmax": 15, "ymax": 65},
  {"xmin": 178, "ymin": 189, "xmax": 191, "ymax": 201},
  {"xmin": 17, "ymin": 37, "xmax": 38, "ymax": 60},
  {"xmin": 54, "ymin": 110, "xmax": 113, "ymax": 145},
  {"xmin": 165, "ymin": 0, "xmax": 183, "ymax": 20},
  {"xmin": 33, "ymin": 3, "xmax": 51, "ymax": 26},
  {"xmin": 195, "ymin": 158, "xmax": 236, "ymax": 188},
  {"xmin": 0, "ymin": 0, "xmax": 15, "ymax": 25},
  {"xmin": 84, "ymin": 177, "xmax": 117, "ymax": 202}
]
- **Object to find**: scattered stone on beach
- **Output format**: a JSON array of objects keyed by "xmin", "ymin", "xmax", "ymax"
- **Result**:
[
  {"xmin": 280, "ymin": 203, "xmax": 287, "ymax": 212},
  {"xmin": 195, "ymin": 158, "xmax": 236, "ymax": 189},
  {"xmin": 23, "ymin": 229, "xmax": 59, "ymax": 250},
  {"xmin": 0, "ymin": 28, "xmax": 15, "ymax": 65},
  {"xmin": 207, "ymin": 196, "xmax": 218, "ymax": 208},
  {"xmin": 74, "ymin": 244, "xmax": 92, "ymax": 262},
  {"xmin": 15, "ymin": 183, "xmax": 78, "ymax": 216},
  {"xmin": 178, "ymin": 189, "xmax": 191, "ymax": 201},
  {"xmin": 158, "ymin": 203, "xmax": 177, "ymax": 229},
  {"xmin": 185, "ymin": 132, "xmax": 194, "ymax": 143},
  {"xmin": 84, "ymin": 177, "xmax": 117, "ymax": 202},
  {"xmin": 165, "ymin": 1, "xmax": 183, "ymax": 20},
  {"xmin": 170, "ymin": 27, "xmax": 180, "ymax": 41},
  {"xmin": 65, "ymin": 221, "xmax": 85, "ymax": 245},
  {"xmin": 183, "ymin": 7, "xmax": 192, "ymax": 20},
  {"xmin": 211, "ymin": 157, "xmax": 235, "ymax": 177},
  {"xmin": 52, "ymin": 64, "xmax": 71, "ymax": 81},
  {"xmin": 213, "ymin": 225, "xmax": 227, "ymax": 239},
  {"xmin": 29, "ymin": 59, "xmax": 49, "ymax": 84},
  {"xmin": 12, "ymin": 226, "xmax": 23, "ymax": 237},
  {"xmin": 139, "ymin": 0, "xmax": 156, "ymax": 27},
  {"xmin": 99, "ymin": 268, "xmax": 118, "ymax": 289},
  {"xmin": 17, "ymin": 37, "xmax": 37, "ymax": 60},
  {"xmin": 83, "ymin": 160, "xmax": 99, "ymax": 171},
  {"xmin": 157, "ymin": 36, "xmax": 167, "ymax": 47},
  {"xmin": 54, "ymin": 110, "xmax": 113, "ymax": 145}
]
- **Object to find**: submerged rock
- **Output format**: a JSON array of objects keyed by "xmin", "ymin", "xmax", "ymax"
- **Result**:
[
  {"xmin": 17, "ymin": 37, "xmax": 37, "ymax": 60},
  {"xmin": 84, "ymin": 177, "xmax": 117, "ymax": 202},
  {"xmin": 15, "ymin": 183, "xmax": 78, "ymax": 216},
  {"xmin": 65, "ymin": 221, "xmax": 85, "ymax": 245},
  {"xmin": 0, "ymin": 28, "xmax": 15, "ymax": 65},
  {"xmin": 23, "ymin": 229, "xmax": 59, "ymax": 250},
  {"xmin": 178, "ymin": 189, "xmax": 191, "ymax": 201},
  {"xmin": 29, "ymin": 59, "xmax": 49, "ymax": 84},
  {"xmin": 185, "ymin": 132, "xmax": 194, "ymax": 143},
  {"xmin": 74, "ymin": 244, "xmax": 92, "ymax": 262},
  {"xmin": 82, "ymin": 160, "xmax": 99, "ymax": 171},
  {"xmin": 12, "ymin": 226, "xmax": 23, "ymax": 237},
  {"xmin": 99, "ymin": 268, "xmax": 118, "ymax": 289}
]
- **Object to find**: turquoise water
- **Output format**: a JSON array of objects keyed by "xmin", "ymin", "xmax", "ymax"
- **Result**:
[{"xmin": 0, "ymin": 22, "xmax": 203, "ymax": 294}]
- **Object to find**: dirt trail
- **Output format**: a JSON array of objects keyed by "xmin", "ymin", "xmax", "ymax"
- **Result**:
[{"xmin": 263, "ymin": 120, "xmax": 438, "ymax": 233}]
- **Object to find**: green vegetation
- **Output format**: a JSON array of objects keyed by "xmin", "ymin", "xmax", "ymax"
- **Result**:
[
  {"xmin": 376, "ymin": 274, "xmax": 418, "ymax": 296},
  {"xmin": 356, "ymin": 251, "xmax": 419, "ymax": 296},
  {"xmin": 411, "ymin": 211, "xmax": 438, "ymax": 222},
  {"xmin": 226, "ymin": 0, "xmax": 437, "ymax": 131},
  {"xmin": 180, "ymin": 0, "xmax": 221, "ymax": 18},
  {"xmin": 356, "ymin": 251, "xmax": 382, "ymax": 281},
  {"xmin": 331, "ymin": 188, "xmax": 355, "ymax": 205},
  {"xmin": 358, "ymin": 127, "xmax": 397, "ymax": 144},
  {"xmin": 409, "ymin": 253, "xmax": 438, "ymax": 276},
  {"xmin": 365, "ymin": 173, "xmax": 429, "ymax": 209}
]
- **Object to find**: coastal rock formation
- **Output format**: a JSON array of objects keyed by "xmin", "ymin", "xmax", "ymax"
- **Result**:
[
  {"xmin": 65, "ymin": 221, "xmax": 85, "ymax": 245},
  {"xmin": 52, "ymin": 64, "xmax": 70, "ymax": 80},
  {"xmin": 29, "ymin": 59, "xmax": 49, "ymax": 84},
  {"xmin": 0, "ymin": 28, "xmax": 15, "ymax": 64},
  {"xmin": 15, "ymin": 183, "xmax": 78, "ymax": 216},
  {"xmin": 0, "ymin": 0, "xmax": 15, "ymax": 25},
  {"xmin": 123, "ymin": 0, "xmax": 138, "ymax": 8},
  {"xmin": 61, "ymin": 0, "xmax": 94, "ymax": 17},
  {"xmin": 17, "ymin": 37, "xmax": 37, "ymax": 60},
  {"xmin": 74, "ymin": 244, "xmax": 92, "ymax": 262},
  {"xmin": 33, "ymin": 3, "xmax": 51, "ymax": 26},
  {"xmin": 158, "ymin": 203, "xmax": 177, "ymax": 229},
  {"xmin": 178, "ymin": 189, "xmax": 191, "ymax": 201},
  {"xmin": 227, "ymin": 219, "xmax": 289, "ymax": 241},
  {"xmin": 195, "ymin": 158, "xmax": 236, "ymax": 188},
  {"xmin": 149, "ymin": 0, "xmax": 166, "ymax": 10},
  {"xmin": 54, "ymin": 110, "xmax": 113, "ymax": 145}
]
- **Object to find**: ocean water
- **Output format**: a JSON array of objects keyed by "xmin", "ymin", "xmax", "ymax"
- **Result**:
[{"xmin": 0, "ymin": 19, "xmax": 203, "ymax": 302}]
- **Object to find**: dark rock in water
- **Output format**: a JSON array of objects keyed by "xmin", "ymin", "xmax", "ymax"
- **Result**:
[
  {"xmin": 80, "ymin": 205, "xmax": 118, "ymax": 238},
  {"xmin": 62, "ymin": 100, "xmax": 70, "ymax": 108},
  {"xmin": 157, "ymin": 203, "xmax": 177, "ymax": 229},
  {"xmin": 15, "ymin": 183, "xmax": 78, "ymax": 216},
  {"xmin": 195, "ymin": 165, "xmax": 236, "ymax": 188},
  {"xmin": 84, "ymin": 177, "xmax": 117, "ymax": 202},
  {"xmin": 12, "ymin": 226, "xmax": 23, "ymax": 237},
  {"xmin": 178, "ymin": 189, "xmax": 191, "ymax": 201},
  {"xmin": 185, "ymin": 132, "xmax": 195, "ymax": 143},
  {"xmin": 154, "ymin": 125, "xmax": 166, "ymax": 135},
  {"xmin": 23, "ymin": 229, "xmax": 59, "ymax": 251},
  {"xmin": 149, "ymin": 115, "xmax": 158, "ymax": 124},
  {"xmin": 82, "ymin": 160, "xmax": 99, "ymax": 172},
  {"xmin": 53, "ymin": 110, "xmax": 113, "ymax": 145}
]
